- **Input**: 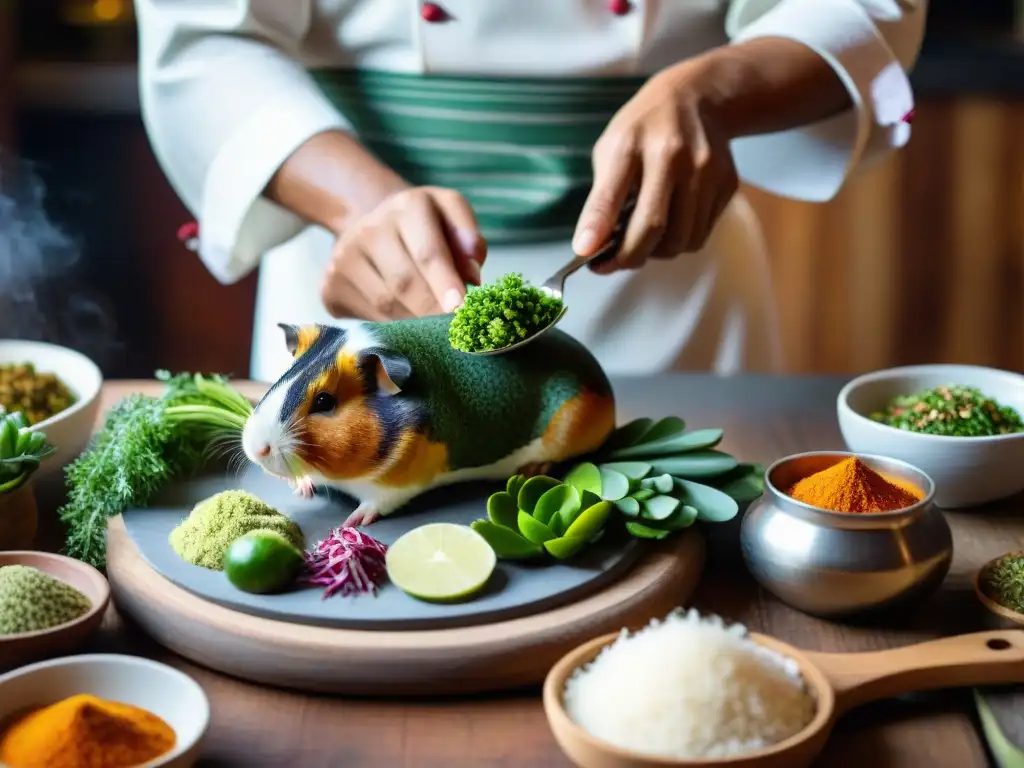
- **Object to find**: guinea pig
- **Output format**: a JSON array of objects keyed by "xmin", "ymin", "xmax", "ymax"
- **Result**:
[{"xmin": 242, "ymin": 315, "xmax": 615, "ymax": 527}]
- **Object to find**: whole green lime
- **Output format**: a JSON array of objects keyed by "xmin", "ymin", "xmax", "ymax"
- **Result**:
[{"xmin": 223, "ymin": 530, "xmax": 305, "ymax": 594}]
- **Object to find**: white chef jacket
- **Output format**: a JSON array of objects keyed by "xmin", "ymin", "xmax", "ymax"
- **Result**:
[{"xmin": 135, "ymin": 0, "xmax": 925, "ymax": 383}]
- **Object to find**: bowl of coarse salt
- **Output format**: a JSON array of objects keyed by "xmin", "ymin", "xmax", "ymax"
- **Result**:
[{"xmin": 543, "ymin": 609, "xmax": 1024, "ymax": 768}]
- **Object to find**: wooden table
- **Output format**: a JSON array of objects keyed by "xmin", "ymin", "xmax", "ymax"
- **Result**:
[{"xmin": 44, "ymin": 375, "xmax": 1024, "ymax": 767}]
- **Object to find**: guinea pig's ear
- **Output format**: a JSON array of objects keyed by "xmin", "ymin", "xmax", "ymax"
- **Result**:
[
  {"xmin": 278, "ymin": 323, "xmax": 300, "ymax": 357},
  {"xmin": 361, "ymin": 349, "xmax": 411, "ymax": 396}
]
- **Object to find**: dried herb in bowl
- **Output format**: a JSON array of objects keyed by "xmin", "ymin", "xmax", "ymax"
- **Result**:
[
  {"xmin": 870, "ymin": 384, "xmax": 1024, "ymax": 437},
  {"xmin": 980, "ymin": 553, "xmax": 1024, "ymax": 615}
]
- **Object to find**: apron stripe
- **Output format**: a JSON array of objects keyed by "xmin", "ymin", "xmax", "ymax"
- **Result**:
[{"xmin": 311, "ymin": 68, "xmax": 645, "ymax": 243}]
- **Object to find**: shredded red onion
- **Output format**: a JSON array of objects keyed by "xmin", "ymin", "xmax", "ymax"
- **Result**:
[{"xmin": 303, "ymin": 527, "xmax": 389, "ymax": 598}]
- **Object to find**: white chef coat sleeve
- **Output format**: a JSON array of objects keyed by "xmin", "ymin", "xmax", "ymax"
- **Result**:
[
  {"xmin": 724, "ymin": 0, "xmax": 926, "ymax": 202},
  {"xmin": 136, "ymin": 0, "xmax": 351, "ymax": 284}
]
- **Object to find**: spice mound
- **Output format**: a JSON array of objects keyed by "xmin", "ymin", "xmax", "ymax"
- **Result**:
[
  {"xmin": 980, "ymin": 553, "xmax": 1024, "ymax": 615},
  {"xmin": 0, "ymin": 565, "xmax": 92, "ymax": 636},
  {"xmin": 787, "ymin": 457, "xmax": 921, "ymax": 514},
  {"xmin": 169, "ymin": 489, "xmax": 304, "ymax": 570},
  {"xmin": 871, "ymin": 384, "xmax": 1024, "ymax": 437},
  {"xmin": 563, "ymin": 609, "xmax": 814, "ymax": 759},
  {"xmin": 448, "ymin": 272, "xmax": 563, "ymax": 353},
  {"xmin": 0, "ymin": 693, "xmax": 175, "ymax": 768}
]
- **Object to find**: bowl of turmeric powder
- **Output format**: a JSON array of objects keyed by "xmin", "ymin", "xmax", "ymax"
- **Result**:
[
  {"xmin": 740, "ymin": 451, "xmax": 952, "ymax": 619},
  {"xmin": 838, "ymin": 364, "xmax": 1024, "ymax": 508},
  {"xmin": 0, "ymin": 654, "xmax": 209, "ymax": 767}
]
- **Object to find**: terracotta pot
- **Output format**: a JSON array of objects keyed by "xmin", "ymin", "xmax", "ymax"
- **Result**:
[{"xmin": 0, "ymin": 483, "xmax": 38, "ymax": 551}]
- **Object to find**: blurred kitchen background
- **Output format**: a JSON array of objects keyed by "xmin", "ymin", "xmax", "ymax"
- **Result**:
[{"xmin": 0, "ymin": 0, "xmax": 1022, "ymax": 379}]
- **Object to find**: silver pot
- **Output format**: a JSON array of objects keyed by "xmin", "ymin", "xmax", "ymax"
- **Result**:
[{"xmin": 740, "ymin": 451, "xmax": 952, "ymax": 619}]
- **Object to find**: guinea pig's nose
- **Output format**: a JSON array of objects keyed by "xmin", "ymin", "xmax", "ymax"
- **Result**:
[{"xmin": 256, "ymin": 444, "xmax": 271, "ymax": 457}]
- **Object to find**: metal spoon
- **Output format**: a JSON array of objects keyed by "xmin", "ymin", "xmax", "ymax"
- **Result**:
[{"xmin": 465, "ymin": 191, "xmax": 637, "ymax": 356}]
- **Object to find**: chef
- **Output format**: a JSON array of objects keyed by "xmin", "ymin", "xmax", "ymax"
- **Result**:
[{"xmin": 135, "ymin": 0, "xmax": 925, "ymax": 383}]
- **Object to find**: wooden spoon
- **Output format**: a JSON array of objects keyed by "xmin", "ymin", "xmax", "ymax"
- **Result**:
[{"xmin": 544, "ymin": 629, "xmax": 1024, "ymax": 768}]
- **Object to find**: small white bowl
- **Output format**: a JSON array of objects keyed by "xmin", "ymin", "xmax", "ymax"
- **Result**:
[
  {"xmin": 0, "ymin": 340, "xmax": 103, "ymax": 481},
  {"xmin": 0, "ymin": 654, "xmax": 209, "ymax": 767},
  {"xmin": 837, "ymin": 365, "xmax": 1024, "ymax": 508}
]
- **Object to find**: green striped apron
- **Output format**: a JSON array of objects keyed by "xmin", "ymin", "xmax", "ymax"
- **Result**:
[{"xmin": 310, "ymin": 70, "xmax": 646, "ymax": 244}]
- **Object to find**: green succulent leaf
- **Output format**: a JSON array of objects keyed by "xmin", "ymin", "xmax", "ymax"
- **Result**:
[
  {"xmin": 517, "ymin": 475, "xmax": 561, "ymax": 514},
  {"xmin": 625, "ymin": 521, "xmax": 672, "ymax": 540},
  {"xmin": 635, "ymin": 416, "xmax": 687, "ymax": 443},
  {"xmin": 518, "ymin": 509, "xmax": 557, "ymax": 544},
  {"xmin": 565, "ymin": 500, "xmax": 613, "ymax": 540},
  {"xmin": 640, "ymin": 473, "xmax": 675, "ymax": 494},
  {"xmin": 7, "ymin": 412, "xmax": 27, "ymax": 431},
  {"xmin": 471, "ymin": 520, "xmax": 544, "ymax": 560},
  {"xmin": 564, "ymin": 462, "xmax": 602, "ymax": 496},
  {"xmin": 709, "ymin": 463, "xmax": 766, "ymax": 504},
  {"xmin": 598, "ymin": 461, "xmax": 652, "ymax": 480},
  {"xmin": 544, "ymin": 536, "xmax": 588, "ymax": 560},
  {"xmin": 580, "ymin": 489, "xmax": 603, "ymax": 509},
  {"xmin": 609, "ymin": 428, "xmax": 724, "ymax": 460},
  {"xmin": 616, "ymin": 497, "xmax": 641, "ymax": 517},
  {"xmin": 675, "ymin": 478, "xmax": 739, "ymax": 522},
  {"xmin": 486, "ymin": 491, "xmax": 520, "ymax": 531},
  {"xmin": 641, "ymin": 495, "xmax": 680, "ymax": 521},
  {"xmin": 630, "ymin": 488, "xmax": 655, "ymax": 502},
  {"xmin": 0, "ymin": 419, "xmax": 18, "ymax": 458},
  {"xmin": 598, "ymin": 468, "xmax": 631, "ymax": 501},
  {"xmin": 649, "ymin": 450, "xmax": 738, "ymax": 478},
  {"xmin": 602, "ymin": 418, "xmax": 654, "ymax": 451},
  {"xmin": 658, "ymin": 504, "xmax": 700, "ymax": 531},
  {"xmin": 975, "ymin": 689, "xmax": 1024, "ymax": 768},
  {"xmin": 506, "ymin": 474, "xmax": 526, "ymax": 500},
  {"xmin": 534, "ymin": 484, "xmax": 580, "ymax": 528}
]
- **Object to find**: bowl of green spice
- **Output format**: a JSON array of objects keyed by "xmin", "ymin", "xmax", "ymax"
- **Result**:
[
  {"xmin": 0, "ymin": 551, "xmax": 110, "ymax": 670},
  {"xmin": 838, "ymin": 365, "xmax": 1024, "ymax": 508},
  {"xmin": 975, "ymin": 552, "xmax": 1024, "ymax": 628}
]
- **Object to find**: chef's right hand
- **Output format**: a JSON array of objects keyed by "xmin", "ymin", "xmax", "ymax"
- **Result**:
[{"xmin": 320, "ymin": 187, "xmax": 487, "ymax": 321}]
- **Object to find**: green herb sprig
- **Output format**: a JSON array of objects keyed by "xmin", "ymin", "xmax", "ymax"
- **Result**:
[
  {"xmin": 449, "ymin": 272, "xmax": 563, "ymax": 353},
  {"xmin": 0, "ymin": 408, "xmax": 55, "ymax": 494},
  {"xmin": 59, "ymin": 371, "xmax": 253, "ymax": 568},
  {"xmin": 871, "ymin": 384, "xmax": 1024, "ymax": 437}
]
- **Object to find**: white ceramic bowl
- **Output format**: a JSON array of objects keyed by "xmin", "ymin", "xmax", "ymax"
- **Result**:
[
  {"xmin": 0, "ymin": 340, "xmax": 103, "ymax": 481},
  {"xmin": 0, "ymin": 654, "xmax": 209, "ymax": 767},
  {"xmin": 837, "ymin": 365, "xmax": 1024, "ymax": 508}
]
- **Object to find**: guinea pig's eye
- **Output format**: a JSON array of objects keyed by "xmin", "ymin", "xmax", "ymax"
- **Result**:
[{"xmin": 310, "ymin": 392, "xmax": 337, "ymax": 415}]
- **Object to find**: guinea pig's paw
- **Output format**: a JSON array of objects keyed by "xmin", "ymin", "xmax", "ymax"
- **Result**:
[
  {"xmin": 517, "ymin": 461, "xmax": 553, "ymax": 479},
  {"xmin": 343, "ymin": 503, "xmax": 381, "ymax": 528},
  {"xmin": 291, "ymin": 475, "xmax": 316, "ymax": 499}
]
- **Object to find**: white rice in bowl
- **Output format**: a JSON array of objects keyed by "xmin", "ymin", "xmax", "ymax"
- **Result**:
[{"xmin": 562, "ymin": 608, "xmax": 816, "ymax": 759}]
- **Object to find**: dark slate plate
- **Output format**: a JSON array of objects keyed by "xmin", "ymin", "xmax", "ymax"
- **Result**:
[{"xmin": 121, "ymin": 464, "xmax": 641, "ymax": 631}]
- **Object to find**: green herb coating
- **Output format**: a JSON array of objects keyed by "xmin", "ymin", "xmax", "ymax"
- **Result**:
[
  {"xmin": 370, "ymin": 315, "xmax": 611, "ymax": 470},
  {"xmin": 0, "ymin": 565, "xmax": 92, "ymax": 636},
  {"xmin": 169, "ymin": 490, "xmax": 305, "ymax": 571},
  {"xmin": 448, "ymin": 272, "xmax": 563, "ymax": 353},
  {"xmin": 982, "ymin": 554, "xmax": 1024, "ymax": 614},
  {"xmin": 870, "ymin": 384, "xmax": 1024, "ymax": 437}
]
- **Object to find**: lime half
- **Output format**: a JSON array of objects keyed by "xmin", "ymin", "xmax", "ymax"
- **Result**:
[{"xmin": 386, "ymin": 523, "xmax": 497, "ymax": 603}]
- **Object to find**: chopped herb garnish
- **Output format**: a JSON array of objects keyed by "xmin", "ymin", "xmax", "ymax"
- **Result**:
[
  {"xmin": 448, "ymin": 272, "xmax": 563, "ymax": 353},
  {"xmin": 981, "ymin": 553, "xmax": 1024, "ymax": 614},
  {"xmin": 870, "ymin": 384, "xmax": 1024, "ymax": 437}
]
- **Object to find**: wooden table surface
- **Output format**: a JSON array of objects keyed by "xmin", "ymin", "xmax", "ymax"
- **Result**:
[{"xmin": 39, "ymin": 375, "xmax": 1024, "ymax": 767}]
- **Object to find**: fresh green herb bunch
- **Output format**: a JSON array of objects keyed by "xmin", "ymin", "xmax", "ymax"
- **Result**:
[
  {"xmin": 870, "ymin": 384, "xmax": 1024, "ymax": 437},
  {"xmin": 578, "ymin": 416, "xmax": 764, "ymax": 539},
  {"xmin": 448, "ymin": 272, "xmax": 563, "ymax": 353},
  {"xmin": 471, "ymin": 475, "xmax": 613, "ymax": 560},
  {"xmin": 981, "ymin": 552, "xmax": 1024, "ymax": 614},
  {"xmin": 59, "ymin": 371, "xmax": 254, "ymax": 568},
  {"xmin": 0, "ymin": 408, "xmax": 55, "ymax": 494}
]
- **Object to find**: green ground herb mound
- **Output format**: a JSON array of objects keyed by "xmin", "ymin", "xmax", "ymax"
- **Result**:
[
  {"xmin": 982, "ymin": 553, "xmax": 1024, "ymax": 613},
  {"xmin": 870, "ymin": 384, "xmax": 1024, "ymax": 437},
  {"xmin": 169, "ymin": 490, "xmax": 305, "ymax": 571},
  {"xmin": 0, "ymin": 565, "xmax": 92, "ymax": 635},
  {"xmin": 448, "ymin": 272, "xmax": 563, "ymax": 353}
]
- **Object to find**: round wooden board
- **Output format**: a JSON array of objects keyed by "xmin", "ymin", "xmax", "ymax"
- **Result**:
[{"xmin": 105, "ymin": 515, "xmax": 706, "ymax": 696}]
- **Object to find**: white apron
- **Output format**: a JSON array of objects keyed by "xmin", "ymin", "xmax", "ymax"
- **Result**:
[{"xmin": 135, "ymin": 0, "xmax": 924, "ymax": 384}]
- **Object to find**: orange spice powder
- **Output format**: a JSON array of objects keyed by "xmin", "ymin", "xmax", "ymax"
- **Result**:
[{"xmin": 786, "ymin": 457, "xmax": 922, "ymax": 513}]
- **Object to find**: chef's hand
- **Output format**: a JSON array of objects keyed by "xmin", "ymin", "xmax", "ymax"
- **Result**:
[
  {"xmin": 573, "ymin": 61, "xmax": 739, "ymax": 274},
  {"xmin": 320, "ymin": 187, "xmax": 487, "ymax": 321},
  {"xmin": 321, "ymin": 188, "xmax": 485, "ymax": 323}
]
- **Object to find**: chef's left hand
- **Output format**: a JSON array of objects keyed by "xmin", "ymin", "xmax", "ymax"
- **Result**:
[{"xmin": 573, "ymin": 61, "xmax": 739, "ymax": 274}]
